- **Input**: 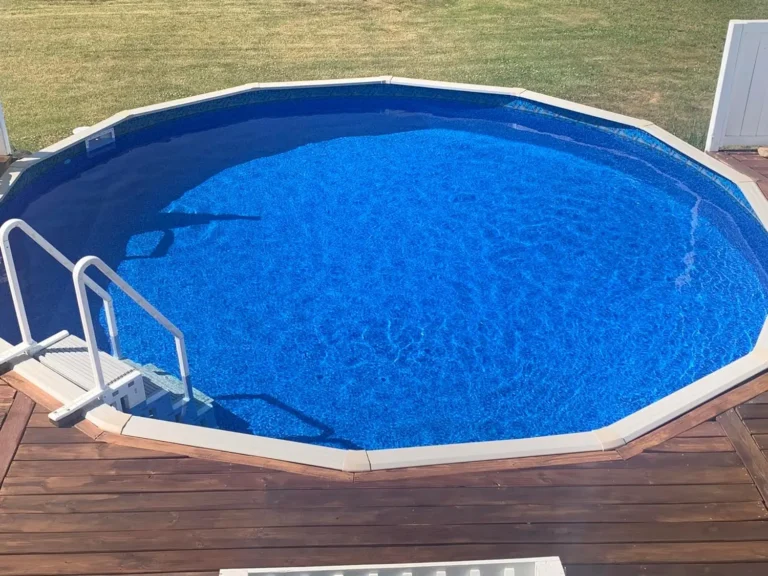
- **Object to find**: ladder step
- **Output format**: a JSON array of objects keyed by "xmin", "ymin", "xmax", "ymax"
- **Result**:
[{"xmin": 37, "ymin": 334, "xmax": 135, "ymax": 392}]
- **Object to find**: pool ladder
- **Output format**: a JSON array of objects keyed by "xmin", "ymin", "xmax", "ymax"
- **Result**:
[{"xmin": 0, "ymin": 218, "xmax": 192, "ymax": 422}]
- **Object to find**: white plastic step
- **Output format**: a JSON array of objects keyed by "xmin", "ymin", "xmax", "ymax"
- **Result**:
[
  {"xmin": 124, "ymin": 360, "xmax": 214, "ymax": 411},
  {"xmin": 36, "ymin": 334, "xmax": 137, "ymax": 393},
  {"xmin": 220, "ymin": 558, "xmax": 566, "ymax": 576}
]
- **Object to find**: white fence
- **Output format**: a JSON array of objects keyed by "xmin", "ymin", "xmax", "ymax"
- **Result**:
[
  {"xmin": 0, "ymin": 102, "xmax": 10, "ymax": 156},
  {"xmin": 706, "ymin": 20, "xmax": 768, "ymax": 151}
]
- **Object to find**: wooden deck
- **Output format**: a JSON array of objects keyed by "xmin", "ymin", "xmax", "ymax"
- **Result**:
[
  {"xmin": 5, "ymin": 363, "xmax": 768, "ymax": 576},
  {"xmin": 715, "ymin": 151, "xmax": 768, "ymax": 196},
  {"xmin": 0, "ymin": 151, "xmax": 767, "ymax": 576}
]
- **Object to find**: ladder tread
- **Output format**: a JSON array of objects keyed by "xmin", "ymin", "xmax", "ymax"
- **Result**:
[{"xmin": 37, "ymin": 334, "xmax": 135, "ymax": 392}]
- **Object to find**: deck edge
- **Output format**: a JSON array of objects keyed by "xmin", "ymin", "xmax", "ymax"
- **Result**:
[{"xmin": 0, "ymin": 391, "xmax": 34, "ymax": 486}]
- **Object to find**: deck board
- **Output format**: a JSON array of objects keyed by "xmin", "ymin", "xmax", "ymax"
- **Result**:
[
  {"xmin": 6, "ymin": 457, "xmax": 256, "ymax": 477},
  {"xmin": 748, "ymin": 392, "xmax": 768, "ymax": 404},
  {"xmin": 1, "ymin": 480, "xmax": 760, "ymax": 504},
  {"xmin": 20, "ymin": 427, "xmax": 96, "ymax": 444},
  {"xmin": 738, "ymin": 404, "xmax": 768, "ymax": 420},
  {"xmin": 24, "ymin": 413, "xmax": 55, "ymax": 428},
  {"xmin": 0, "ymin": 393, "xmax": 34, "ymax": 486},
  {"xmin": 677, "ymin": 421, "xmax": 727, "ymax": 437},
  {"xmin": 558, "ymin": 451, "xmax": 746, "ymax": 468},
  {"xmin": 0, "ymin": 385, "xmax": 16, "ymax": 401},
  {"xmin": 743, "ymin": 419, "xmax": 768, "ymax": 434},
  {"xmin": 645, "ymin": 437, "xmax": 734, "ymax": 453},
  {"xmin": 6, "ymin": 522, "xmax": 768, "ymax": 555},
  {"xmin": 718, "ymin": 409, "xmax": 768, "ymax": 504},
  {"xmin": 12, "ymin": 442, "xmax": 180, "ymax": 461},
  {"xmin": 4, "ymin": 501, "xmax": 765, "ymax": 533}
]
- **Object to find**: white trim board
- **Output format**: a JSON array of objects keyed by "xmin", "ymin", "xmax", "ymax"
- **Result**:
[{"xmin": 707, "ymin": 20, "xmax": 768, "ymax": 151}]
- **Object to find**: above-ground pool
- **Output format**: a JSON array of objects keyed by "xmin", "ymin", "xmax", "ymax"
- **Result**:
[{"xmin": 2, "ymin": 81, "xmax": 767, "ymax": 451}]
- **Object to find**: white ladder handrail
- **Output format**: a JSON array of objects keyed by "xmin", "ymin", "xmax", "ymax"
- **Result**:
[
  {"xmin": 72, "ymin": 255, "xmax": 193, "ymax": 403},
  {"xmin": 0, "ymin": 218, "xmax": 121, "ymax": 357}
]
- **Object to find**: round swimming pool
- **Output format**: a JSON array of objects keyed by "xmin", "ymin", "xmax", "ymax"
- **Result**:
[{"xmin": 2, "ymin": 83, "xmax": 767, "ymax": 450}]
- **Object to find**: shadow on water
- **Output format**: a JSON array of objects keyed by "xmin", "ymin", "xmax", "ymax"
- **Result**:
[
  {"xmin": 0, "ymin": 210, "xmax": 264, "ymax": 351},
  {"xmin": 123, "ymin": 212, "xmax": 262, "ymax": 260},
  {"xmin": 214, "ymin": 393, "xmax": 363, "ymax": 450}
]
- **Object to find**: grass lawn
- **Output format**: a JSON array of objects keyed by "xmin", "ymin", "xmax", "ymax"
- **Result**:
[{"xmin": 1, "ymin": 0, "xmax": 766, "ymax": 152}]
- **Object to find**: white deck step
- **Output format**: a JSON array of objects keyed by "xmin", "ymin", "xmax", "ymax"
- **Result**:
[
  {"xmin": 36, "ymin": 334, "xmax": 137, "ymax": 393},
  {"xmin": 220, "ymin": 558, "xmax": 565, "ymax": 576}
]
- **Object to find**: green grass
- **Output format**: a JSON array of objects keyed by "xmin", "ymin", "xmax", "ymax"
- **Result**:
[{"xmin": 1, "ymin": 0, "xmax": 766, "ymax": 152}]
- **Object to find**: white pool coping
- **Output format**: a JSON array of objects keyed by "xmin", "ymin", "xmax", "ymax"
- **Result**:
[{"xmin": 1, "ymin": 77, "xmax": 767, "ymax": 472}]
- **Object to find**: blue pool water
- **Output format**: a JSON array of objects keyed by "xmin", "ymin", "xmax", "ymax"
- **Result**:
[{"xmin": 2, "ymin": 89, "xmax": 768, "ymax": 449}]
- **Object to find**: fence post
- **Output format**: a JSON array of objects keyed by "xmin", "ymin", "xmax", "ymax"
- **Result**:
[{"xmin": 0, "ymin": 102, "xmax": 10, "ymax": 157}]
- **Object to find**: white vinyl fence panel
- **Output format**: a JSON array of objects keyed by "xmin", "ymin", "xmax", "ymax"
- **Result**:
[{"xmin": 706, "ymin": 20, "xmax": 768, "ymax": 151}]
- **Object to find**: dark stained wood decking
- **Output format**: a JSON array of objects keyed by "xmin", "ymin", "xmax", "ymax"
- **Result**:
[
  {"xmin": 0, "ymin": 152, "xmax": 767, "ymax": 575},
  {"xmin": 4, "ymin": 367, "xmax": 768, "ymax": 576},
  {"xmin": 715, "ymin": 151, "xmax": 768, "ymax": 199}
]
